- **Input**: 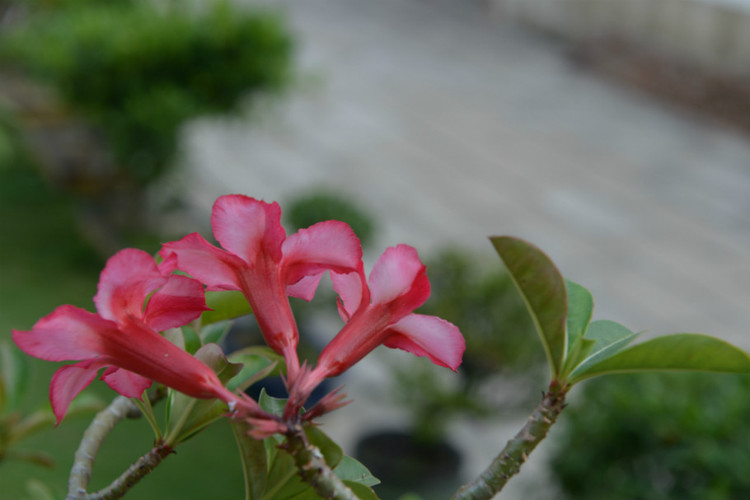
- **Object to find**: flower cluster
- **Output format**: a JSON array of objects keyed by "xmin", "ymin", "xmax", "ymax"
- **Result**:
[{"xmin": 13, "ymin": 195, "xmax": 465, "ymax": 435}]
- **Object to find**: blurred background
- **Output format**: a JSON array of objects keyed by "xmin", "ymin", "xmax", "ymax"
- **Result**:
[{"xmin": 1, "ymin": 0, "xmax": 750, "ymax": 499}]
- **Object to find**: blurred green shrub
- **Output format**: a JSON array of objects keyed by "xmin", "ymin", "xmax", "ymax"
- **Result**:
[
  {"xmin": 1, "ymin": 0, "xmax": 293, "ymax": 187},
  {"xmin": 285, "ymin": 190, "xmax": 377, "ymax": 248},
  {"xmin": 550, "ymin": 372, "xmax": 750, "ymax": 500},
  {"xmin": 392, "ymin": 249, "xmax": 543, "ymax": 443}
]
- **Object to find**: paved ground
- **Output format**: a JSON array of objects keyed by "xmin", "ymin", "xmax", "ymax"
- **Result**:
[{"xmin": 179, "ymin": 0, "xmax": 750, "ymax": 497}]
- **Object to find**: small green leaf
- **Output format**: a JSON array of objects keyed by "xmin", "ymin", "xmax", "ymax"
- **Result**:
[
  {"xmin": 306, "ymin": 425, "xmax": 343, "ymax": 469},
  {"xmin": 228, "ymin": 347, "xmax": 284, "ymax": 393},
  {"xmin": 344, "ymin": 481, "xmax": 381, "ymax": 500},
  {"xmin": 565, "ymin": 280, "xmax": 593, "ymax": 351},
  {"xmin": 491, "ymin": 236, "xmax": 568, "ymax": 378},
  {"xmin": 231, "ymin": 420, "xmax": 267, "ymax": 500},
  {"xmin": 334, "ymin": 456, "xmax": 380, "ymax": 487},
  {"xmin": 164, "ymin": 344, "xmax": 242, "ymax": 444},
  {"xmin": 202, "ymin": 290, "xmax": 252, "ymax": 325},
  {"xmin": 1, "ymin": 340, "xmax": 30, "ymax": 412},
  {"xmin": 180, "ymin": 325, "xmax": 202, "ymax": 354},
  {"xmin": 570, "ymin": 333, "xmax": 750, "ymax": 383},
  {"xmin": 568, "ymin": 320, "xmax": 640, "ymax": 382},
  {"xmin": 258, "ymin": 389, "xmax": 287, "ymax": 417},
  {"xmin": 200, "ymin": 320, "xmax": 233, "ymax": 345}
]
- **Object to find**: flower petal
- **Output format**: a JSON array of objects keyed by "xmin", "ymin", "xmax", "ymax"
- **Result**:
[
  {"xmin": 100, "ymin": 366, "xmax": 152, "ymax": 398},
  {"xmin": 49, "ymin": 361, "xmax": 102, "ymax": 424},
  {"xmin": 13, "ymin": 305, "xmax": 117, "ymax": 362},
  {"xmin": 383, "ymin": 314, "xmax": 465, "ymax": 371},
  {"xmin": 143, "ymin": 275, "xmax": 209, "ymax": 332},
  {"xmin": 161, "ymin": 233, "xmax": 245, "ymax": 291},
  {"xmin": 286, "ymin": 273, "xmax": 325, "ymax": 301},
  {"xmin": 369, "ymin": 245, "xmax": 430, "ymax": 311},
  {"xmin": 211, "ymin": 195, "xmax": 285, "ymax": 264},
  {"xmin": 94, "ymin": 249, "xmax": 166, "ymax": 323},
  {"xmin": 281, "ymin": 221, "xmax": 363, "ymax": 288},
  {"xmin": 330, "ymin": 270, "xmax": 367, "ymax": 321}
]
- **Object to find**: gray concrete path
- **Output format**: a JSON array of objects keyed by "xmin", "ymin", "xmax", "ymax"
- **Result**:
[{"xmin": 180, "ymin": 0, "xmax": 750, "ymax": 496}]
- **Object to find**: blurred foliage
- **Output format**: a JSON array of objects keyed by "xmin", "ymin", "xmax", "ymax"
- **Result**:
[
  {"xmin": 550, "ymin": 372, "xmax": 750, "ymax": 500},
  {"xmin": 0, "ymin": 0, "xmax": 293, "ymax": 187},
  {"xmin": 285, "ymin": 190, "xmax": 377, "ymax": 249},
  {"xmin": 392, "ymin": 249, "xmax": 543, "ymax": 443}
]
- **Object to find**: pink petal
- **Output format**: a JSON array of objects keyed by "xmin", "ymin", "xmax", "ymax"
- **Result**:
[
  {"xmin": 330, "ymin": 270, "xmax": 367, "ymax": 321},
  {"xmin": 161, "ymin": 233, "xmax": 245, "ymax": 291},
  {"xmin": 369, "ymin": 245, "xmax": 430, "ymax": 308},
  {"xmin": 383, "ymin": 314, "xmax": 465, "ymax": 371},
  {"xmin": 143, "ymin": 275, "xmax": 209, "ymax": 331},
  {"xmin": 286, "ymin": 273, "xmax": 325, "ymax": 301},
  {"xmin": 100, "ymin": 366, "xmax": 152, "ymax": 398},
  {"xmin": 94, "ymin": 249, "xmax": 166, "ymax": 323},
  {"xmin": 281, "ymin": 221, "xmax": 363, "ymax": 287},
  {"xmin": 211, "ymin": 195, "xmax": 285, "ymax": 265},
  {"xmin": 13, "ymin": 305, "xmax": 117, "ymax": 362},
  {"xmin": 49, "ymin": 361, "xmax": 102, "ymax": 424}
]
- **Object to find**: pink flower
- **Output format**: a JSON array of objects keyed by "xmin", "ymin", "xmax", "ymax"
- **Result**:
[
  {"xmin": 160, "ymin": 195, "xmax": 363, "ymax": 382},
  {"xmin": 12, "ymin": 249, "xmax": 238, "ymax": 424},
  {"xmin": 289, "ymin": 245, "xmax": 465, "ymax": 414}
]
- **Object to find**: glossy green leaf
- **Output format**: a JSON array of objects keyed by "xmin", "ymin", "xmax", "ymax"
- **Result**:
[
  {"xmin": 263, "ymin": 436, "xmax": 308, "ymax": 500},
  {"xmin": 570, "ymin": 333, "xmax": 750, "ymax": 383},
  {"xmin": 228, "ymin": 347, "xmax": 284, "ymax": 393},
  {"xmin": 232, "ymin": 420, "xmax": 268, "ymax": 500},
  {"xmin": 306, "ymin": 425, "xmax": 343, "ymax": 470},
  {"xmin": 200, "ymin": 319, "xmax": 233, "ymax": 345},
  {"xmin": 568, "ymin": 320, "xmax": 640, "ymax": 382},
  {"xmin": 259, "ymin": 389, "xmax": 287, "ymax": 417},
  {"xmin": 565, "ymin": 280, "xmax": 593, "ymax": 351},
  {"xmin": 491, "ymin": 236, "xmax": 568, "ymax": 377},
  {"xmin": 344, "ymin": 481, "xmax": 381, "ymax": 500},
  {"xmin": 202, "ymin": 290, "xmax": 252, "ymax": 324},
  {"xmin": 1, "ymin": 340, "xmax": 29, "ymax": 412},
  {"xmin": 180, "ymin": 325, "xmax": 202, "ymax": 354},
  {"xmin": 334, "ymin": 456, "xmax": 380, "ymax": 487}
]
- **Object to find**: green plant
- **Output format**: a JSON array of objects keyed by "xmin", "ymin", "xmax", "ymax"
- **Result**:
[
  {"xmin": 1, "ymin": 0, "xmax": 293, "ymax": 187},
  {"xmin": 550, "ymin": 372, "xmax": 750, "ymax": 500}
]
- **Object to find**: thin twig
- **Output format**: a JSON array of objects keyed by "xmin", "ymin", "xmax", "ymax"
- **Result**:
[{"xmin": 450, "ymin": 381, "xmax": 568, "ymax": 500}]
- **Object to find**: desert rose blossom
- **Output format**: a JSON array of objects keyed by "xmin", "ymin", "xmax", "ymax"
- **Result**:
[
  {"xmin": 287, "ymin": 244, "xmax": 465, "ymax": 417},
  {"xmin": 12, "ymin": 248, "xmax": 245, "ymax": 424},
  {"xmin": 160, "ymin": 194, "xmax": 363, "ymax": 383}
]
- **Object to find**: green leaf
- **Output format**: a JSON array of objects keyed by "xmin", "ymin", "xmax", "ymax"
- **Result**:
[
  {"xmin": 343, "ymin": 481, "xmax": 381, "ymax": 500},
  {"xmin": 25, "ymin": 479, "xmax": 56, "ymax": 500},
  {"xmin": 565, "ymin": 280, "xmax": 593, "ymax": 351},
  {"xmin": 200, "ymin": 319, "xmax": 233, "ymax": 345},
  {"xmin": 334, "ymin": 456, "xmax": 380, "ymax": 487},
  {"xmin": 306, "ymin": 425, "xmax": 343, "ymax": 469},
  {"xmin": 259, "ymin": 389, "xmax": 287, "ymax": 417},
  {"xmin": 0, "ymin": 340, "xmax": 30, "ymax": 412},
  {"xmin": 231, "ymin": 420, "xmax": 268, "ymax": 500},
  {"xmin": 568, "ymin": 320, "xmax": 640, "ymax": 382},
  {"xmin": 202, "ymin": 290, "xmax": 252, "ymax": 324},
  {"xmin": 164, "ymin": 344, "xmax": 242, "ymax": 444},
  {"xmin": 491, "ymin": 236, "xmax": 568, "ymax": 378},
  {"xmin": 228, "ymin": 347, "xmax": 284, "ymax": 393},
  {"xmin": 569, "ymin": 333, "xmax": 750, "ymax": 383},
  {"xmin": 180, "ymin": 325, "xmax": 202, "ymax": 354}
]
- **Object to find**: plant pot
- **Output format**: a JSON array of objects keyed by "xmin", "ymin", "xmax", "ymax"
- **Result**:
[{"xmin": 354, "ymin": 430, "xmax": 462, "ymax": 499}]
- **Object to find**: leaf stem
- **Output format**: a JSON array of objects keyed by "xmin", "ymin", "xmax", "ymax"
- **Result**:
[
  {"xmin": 283, "ymin": 424, "xmax": 359, "ymax": 500},
  {"xmin": 450, "ymin": 380, "xmax": 568, "ymax": 500}
]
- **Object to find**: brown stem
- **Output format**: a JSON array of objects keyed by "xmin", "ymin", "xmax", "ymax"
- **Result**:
[
  {"xmin": 450, "ymin": 381, "xmax": 568, "ymax": 500},
  {"xmin": 283, "ymin": 424, "xmax": 359, "ymax": 500}
]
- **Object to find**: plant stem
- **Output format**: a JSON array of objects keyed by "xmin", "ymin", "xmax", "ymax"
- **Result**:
[
  {"xmin": 450, "ymin": 380, "xmax": 568, "ymax": 500},
  {"xmin": 67, "ymin": 391, "xmax": 170, "ymax": 500},
  {"xmin": 283, "ymin": 424, "xmax": 359, "ymax": 500}
]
